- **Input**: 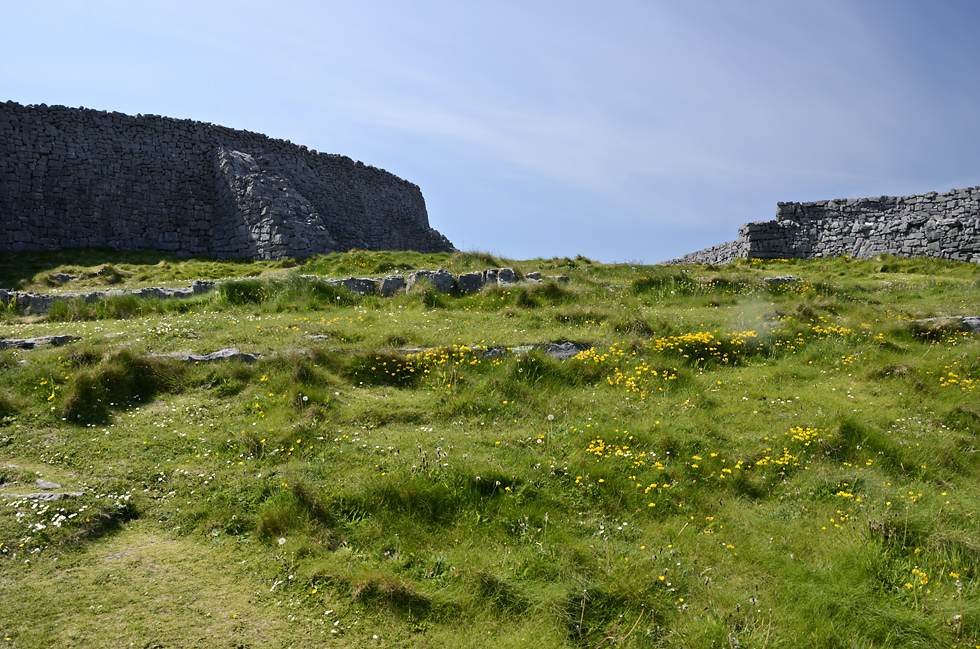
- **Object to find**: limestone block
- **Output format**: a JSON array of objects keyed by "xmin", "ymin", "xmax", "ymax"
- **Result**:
[
  {"xmin": 457, "ymin": 272, "xmax": 484, "ymax": 294},
  {"xmin": 497, "ymin": 268, "xmax": 517, "ymax": 285},
  {"xmin": 408, "ymin": 269, "xmax": 455, "ymax": 294},
  {"xmin": 340, "ymin": 277, "xmax": 378, "ymax": 295},
  {"xmin": 379, "ymin": 275, "xmax": 406, "ymax": 296}
]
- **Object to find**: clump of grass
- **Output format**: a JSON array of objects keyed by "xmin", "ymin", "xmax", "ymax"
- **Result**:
[
  {"xmin": 60, "ymin": 499, "xmax": 139, "ymax": 547},
  {"xmin": 256, "ymin": 481, "xmax": 336, "ymax": 541},
  {"xmin": 87, "ymin": 264, "xmax": 126, "ymax": 285},
  {"xmin": 60, "ymin": 349, "xmax": 185, "ymax": 423},
  {"xmin": 554, "ymin": 308, "xmax": 608, "ymax": 327},
  {"xmin": 904, "ymin": 317, "xmax": 968, "ymax": 341},
  {"xmin": 611, "ymin": 314, "xmax": 654, "ymax": 336},
  {"xmin": 410, "ymin": 278, "xmax": 450, "ymax": 308},
  {"xmin": 0, "ymin": 391, "xmax": 21, "ymax": 424},
  {"xmin": 475, "ymin": 570, "xmax": 530, "ymax": 613},
  {"xmin": 218, "ymin": 277, "xmax": 268, "ymax": 305},
  {"xmin": 344, "ymin": 350, "xmax": 419, "ymax": 387},
  {"xmin": 631, "ymin": 269, "xmax": 696, "ymax": 296},
  {"xmin": 306, "ymin": 279, "xmax": 362, "ymax": 307},
  {"xmin": 0, "ymin": 463, "xmax": 37, "ymax": 484},
  {"xmin": 447, "ymin": 249, "xmax": 502, "ymax": 272},
  {"xmin": 351, "ymin": 569, "xmax": 433, "ymax": 613}
]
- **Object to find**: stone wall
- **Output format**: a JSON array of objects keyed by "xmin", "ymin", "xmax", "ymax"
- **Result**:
[
  {"xmin": 670, "ymin": 186, "xmax": 980, "ymax": 265},
  {"xmin": 0, "ymin": 101, "xmax": 454, "ymax": 259}
]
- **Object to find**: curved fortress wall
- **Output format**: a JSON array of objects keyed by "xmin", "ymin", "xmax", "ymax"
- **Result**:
[
  {"xmin": 673, "ymin": 186, "xmax": 980, "ymax": 265},
  {"xmin": 0, "ymin": 101, "xmax": 454, "ymax": 259}
]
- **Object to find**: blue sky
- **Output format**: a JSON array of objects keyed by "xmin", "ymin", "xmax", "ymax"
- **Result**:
[{"xmin": 4, "ymin": 1, "xmax": 979, "ymax": 262}]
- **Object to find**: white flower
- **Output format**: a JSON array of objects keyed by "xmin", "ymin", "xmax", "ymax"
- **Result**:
[{"xmin": 278, "ymin": 537, "xmax": 286, "ymax": 545}]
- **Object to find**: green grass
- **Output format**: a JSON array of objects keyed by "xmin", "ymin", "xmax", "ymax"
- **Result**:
[{"xmin": 1, "ymin": 249, "xmax": 980, "ymax": 648}]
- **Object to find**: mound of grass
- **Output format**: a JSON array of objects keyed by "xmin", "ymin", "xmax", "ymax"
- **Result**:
[{"xmin": 60, "ymin": 349, "xmax": 185, "ymax": 423}]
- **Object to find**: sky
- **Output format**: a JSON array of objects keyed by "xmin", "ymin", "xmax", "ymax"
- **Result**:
[{"xmin": 3, "ymin": 0, "xmax": 980, "ymax": 263}]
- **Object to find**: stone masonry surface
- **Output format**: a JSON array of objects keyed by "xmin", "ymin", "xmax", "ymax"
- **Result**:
[
  {"xmin": 0, "ymin": 101, "xmax": 455, "ymax": 259},
  {"xmin": 669, "ymin": 186, "xmax": 980, "ymax": 265}
]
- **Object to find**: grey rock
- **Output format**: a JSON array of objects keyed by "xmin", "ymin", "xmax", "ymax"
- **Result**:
[
  {"xmin": 408, "ymin": 269, "xmax": 455, "ymax": 294},
  {"xmin": 191, "ymin": 280, "xmax": 215, "ymax": 294},
  {"xmin": 542, "ymin": 341, "xmax": 591, "ymax": 359},
  {"xmin": 1, "ymin": 492, "xmax": 84, "ymax": 501},
  {"xmin": 763, "ymin": 276, "xmax": 803, "ymax": 284},
  {"xmin": 497, "ymin": 268, "xmax": 517, "ymax": 285},
  {"xmin": 36, "ymin": 479, "xmax": 61, "ymax": 490},
  {"xmin": 0, "ymin": 335, "xmax": 79, "ymax": 350},
  {"xmin": 913, "ymin": 316, "xmax": 980, "ymax": 333},
  {"xmin": 457, "ymin": 272, "xmax": 485, "ymax": 294},
  {"xmin": 152, "ymin": 348, "xmax": 262, "ymax": 363},
  {"xmin": 379, "ymin": 275, "xmax": 406, "ymax": 296},
  {"xmin": 339, "ymin": 277, "xmax": 377, "ymax": 295}
]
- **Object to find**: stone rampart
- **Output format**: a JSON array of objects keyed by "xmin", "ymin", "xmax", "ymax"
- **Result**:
[
  {"xmin": 670, "ymin": 186, "xmax": 980, "ymax": 265},
  {"xmin": 0, "ymin": 101, "xmax": 454, "ymax": 259}
]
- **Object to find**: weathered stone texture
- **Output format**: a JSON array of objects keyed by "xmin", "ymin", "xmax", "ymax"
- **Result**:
[
  {"xmin": 669, "ymin": 186, "xmax": 980, "ymax": 265},
  {"xmin": 0, "ymin": 101, "xmax": 454, "ymax": 259}
]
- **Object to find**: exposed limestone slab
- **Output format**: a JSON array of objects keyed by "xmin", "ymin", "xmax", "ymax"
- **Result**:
[
  {"xmin": 151, "ymin": 348, "xmax": 262, "ymax": 363},
  {"xmin": 0, "ymin": 335, "xmax": 79, "ymax": 350},
  {"xmin": 540, "ymin": 341, "xmax": 592, "ymax": 359},
  {"xmin": 1, "ymin": 492, "xmax": 84, "ymax": 501},
  {"xmin": 912, "ymin": 316, "xmax": 980, "ymax": 333},
  {"xmin": 763, "ymin": 276, "xmax": 803, "ymax": 284}
]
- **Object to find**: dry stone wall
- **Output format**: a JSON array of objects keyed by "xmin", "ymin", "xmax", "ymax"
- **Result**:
[
  {"xmin": 0, "ymin": 101, "xmax": 454, "ymax": 259},
  {"xmin": 671, "ymin": 186, "xmax": 980, "ymax": 265}
]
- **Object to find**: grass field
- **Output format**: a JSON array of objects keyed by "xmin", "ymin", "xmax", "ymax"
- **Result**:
[{"xmin": 1, "ymin": 249, "xmax": 979, "ymax": 648}]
